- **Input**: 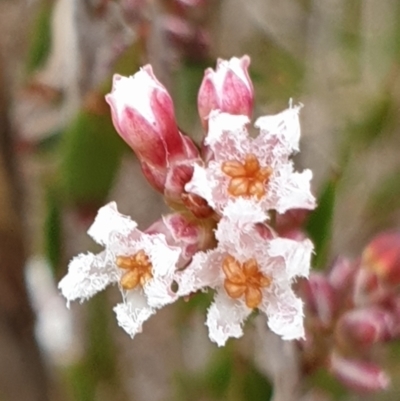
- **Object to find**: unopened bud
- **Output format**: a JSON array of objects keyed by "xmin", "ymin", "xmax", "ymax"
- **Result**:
[
  {"xmin": 106, "ymin": 66, "xmax": 200, "ymax": 194},
  {"xmin": 197, "ymin": 55, "xmax": 253, "ymax": 130},
  {"xmin": 301, "ymin": 273, "xmax": 336, "ymax": 328},
  {"xmin": 181, "ymin": 192, "xmax": 214, "ymax": 219},
  {"xmin": 106, "ymin": 67, "xmax": 183, "ymax": 166},
  {"xmin": 328, "ymin": 257, "xmax": 356, "ymax": 292},
  {"xmin": 329, "ymin": 352, "xmax": 390, "ymax": 393},
  {"xmin": 163, "ymin": 135, "xmax": 201, "ymax": 203},
  {"xmin": 335, "ymin": 307, "xmax": 395, "ymax": 348},
  {"xmin": 362, "ymin": 231, "xmax": 400, "ymax": 286},
  {"xmin": 353, "ymin": 268, "xmax": 381, "ymax": 305}
]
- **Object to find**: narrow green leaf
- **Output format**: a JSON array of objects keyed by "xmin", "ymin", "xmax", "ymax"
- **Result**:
[
  {"xmin": 308, "ymin": 368, "xmax": 347, "ymax": 400},
  {"xmin": 205, "ymin": 347, "xmax": 234, "ymax": 399},
  {"xmin": 26, "ymin": 0, "xmax": 52, "ymax": 73},
  {"xmin": 64, "ymin": 293, "xmax": 124, "ymax": 401},
  {"xmin": 173, "ymin": 61, "xmax": 209, "ymax": 135},
  {"xmin": 43, "ymin": 188, "xmax": 63, "ymax": 276},
  {"xmin": 306, "ymin": 176, "xmax": 338, "ymax": 269},
  {"xmin": 59, "ymin": 108, "xmax": 126, "ymax": 208},
  {"xmin": 240, "ymin": 364, "xmax": 272, "ymax": 401}
]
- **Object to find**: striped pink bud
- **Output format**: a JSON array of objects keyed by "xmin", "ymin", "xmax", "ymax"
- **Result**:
[
  {"xmin": 106, "ymin": 66, "xmax": 200, "ymax": 197},
  {"xmin": 362, "ymin": 231, "xmax": 400, "ymax": 286},
  {"xmin": 329, "ymin": 352, "xmax": 390, "ymax": 393},
  {"xmin": 197, "ymin": 56, "xmax": 253, "ymax": 130},
  {"xmin": 335, "ymin": 307, "xmax": 395, "ymax": 347},
  {"xmin": 302, "ymin": 273, "xmax": 336, "ymax": 327}
]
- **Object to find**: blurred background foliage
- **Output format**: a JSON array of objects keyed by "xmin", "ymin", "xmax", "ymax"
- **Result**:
[{"xmin": 0, "ymin": 0, "xmax": 400, "ymax": 400}]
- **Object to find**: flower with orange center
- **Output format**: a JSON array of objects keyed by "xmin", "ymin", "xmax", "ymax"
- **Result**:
[
  {"xmin": 176, "ymin": 201, "xmax": 314, "ymax": 346},
  {"xmin": 185, "ymin": 111, "xmax": 315, "ymax": 215},
  {"xmin": 221, "ymin": 153, "xmax": 273, "ymax": 200},
  {"xmin": 222, "ymin": 255, "xmax": 272, "ymax": 309},
  {"xmin": 116, "ymin": 250, "xmax": 153, "ymax": 290},
  {"xmin": 59, "ymin": 202, "xmax": 181, "ymax": 339}
]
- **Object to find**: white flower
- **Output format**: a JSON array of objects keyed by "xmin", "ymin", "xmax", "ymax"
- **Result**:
[
  {"xmin": 59, "ymin": 202, "xmax": 181, "ymax": 338},
  {"xmin": 185, "ymin": 108, "xmax": 315, "ymax": 215},
  {"xmin": 176, "ymin": 202, "xmax": 313, "ymax": 346}
]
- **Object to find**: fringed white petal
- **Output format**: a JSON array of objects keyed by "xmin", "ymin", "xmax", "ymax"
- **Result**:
[
  {"xmin": 206, "ymin": 290, "xmax": 251, "ymax": 346},
  {"xmin": 176, "ymin": 250, "xmax": 224, "ymax": 296},
  {"xmin": 58, "ymin": 252, "xmax": 118, "ymax": 305},
  {"xmin": 255, "ymin": 105, "xmax": 302, "ymax": 153},
  {"xmin": 114, "ymin": 290, "xmax": 155, "ymax": 338},
  {"xmin": 260, "ymin": 287, "xmax": 305, "ymax": 340},
  {"xmin": 271, "ymin": 167, "xmax": 316, "ymax": 214},
  {"xmin": 268, "ymin": 237, "xmax": 313, "ymax": 279},
  {"xmin": 88, "ymin": 202, "xmax": 138, "ymax": 246}
]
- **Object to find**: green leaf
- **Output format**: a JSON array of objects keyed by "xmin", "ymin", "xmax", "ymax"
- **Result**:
[
  {"xmin": 173, "ymin": 61, "xmax": 209, "ymax": 135},
  {"xmin": 308, "ymin": 368, "xmax": 347, "ymax": 400},
  {"xmin": 240, "ymin": 364, "xmax": 272, "ymax": 401},
  {"xmin": 43, "ymin": 188, "xmax": 63, "ymax": 276},
  {"xmin": 364, "ymin": 167, "xmax": 400, "ymax": 229},
  {"xmin": 64, "ymin": 293, "xmax": 124, "ymax": 401},
  {"xmin": 26, "ymin": 0, "xmax": 52, "ymax": 73},
  {"xmin": 306, "ymin": 176, "xmax": 338, "ymax": 269},
  {"xmin": 59, "ymin": 108, "xmax": 127, "ymax": 208},
  {"xmin": 205, "ymin": 347, "xmax": 234, "ymax": 399}
]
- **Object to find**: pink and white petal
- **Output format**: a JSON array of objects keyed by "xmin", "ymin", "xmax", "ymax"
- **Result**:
[
  {"xmin": 59, "ymin": 252, "xmax": 119, "ymax": 305},
  {"xmin": 268, "ymin": 237, "xmax": 313, "ymax": 279},
  {"xmin": 87, "ymin": 202, "xmax": 138, "ymax": 246},
  {"xmin": 268, "ymin": 166, "xmax": 315, "ymax": 214},
  {"xmin": 260, "ymin": 286, "xmax": 305, "ymax": 340},
  {"xmin": 206, "ymin": 290, "xmax": 252, "ymax": 346},
  {"xmin": 113, "ymin": 290, "xmax": 156, "ymax": 338},
  {"xmin": 177, "ymin": 250, "xmax": 225, "ymax": 296},
  {"xmin": 255, "ymin": 105, "xmax": 302, "ymax": 153}
]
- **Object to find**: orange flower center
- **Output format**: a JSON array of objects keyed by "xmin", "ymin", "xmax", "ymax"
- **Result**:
[
  {"xmin": 222, "ymin": 254, "xmax": 272, "ymax": 309},
  {"xmin": 116, "ymin": 250, "xmax": 153, "ymax": 290},
  {"xmin": 221, "ymin": 153, "xmax": 273, "ymax": 199}
]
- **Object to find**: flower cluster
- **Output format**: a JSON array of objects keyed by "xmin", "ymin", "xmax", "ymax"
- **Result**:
[
  {"xmin": 59, "ymin": 55, "xmax": 316, "ymax": 346},
  {"xmin": 299, "ymin": 231, "xmax": 400, "ymax": 393}
]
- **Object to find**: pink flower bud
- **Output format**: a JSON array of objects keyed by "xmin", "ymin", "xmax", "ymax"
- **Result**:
[
  {"xmin": 335, "ymin": 307, "xmax": 395, "ymax": 347},
  {"xmin": 302, "ymin": 273, "xmax": 336, "ymax": 328},
  {"xmin": 353, "ymin": 267, "xmax": 382, "ymax": 305},
  {"xmin": 361, "ymin": 231, "xmax": 400, "ymax": 286},
  {"xmin": 197, "ymin": 56, "xmax": 254, "ymax": 130},
  {"xmin": 328, "ymin": 257, "xmax": 356, "ymax": 292},
  {"xmin": 106, "ymin": 67, "xmax": 184, "ymax": 165},
  {"xmin": 145, "ymin": 212, "xmax": 215, "ymax": 267},
  {"xmin": 164, "ymin": 160, "xmax": 196, "ymax": 202},
  {"xmin": 173, "ymin": 0, "xmax": 205, "ymax": 8},
  {"xmin": 181, "ymin": 192, "xmax": 214, "ymax": 219},
  {"xmin": 329, "ymin": 352, "xmax": 390, "ymax": 393},
  {"xmin": 106, "ymin": 66, "xmax": 200, "ymax": 194}
]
